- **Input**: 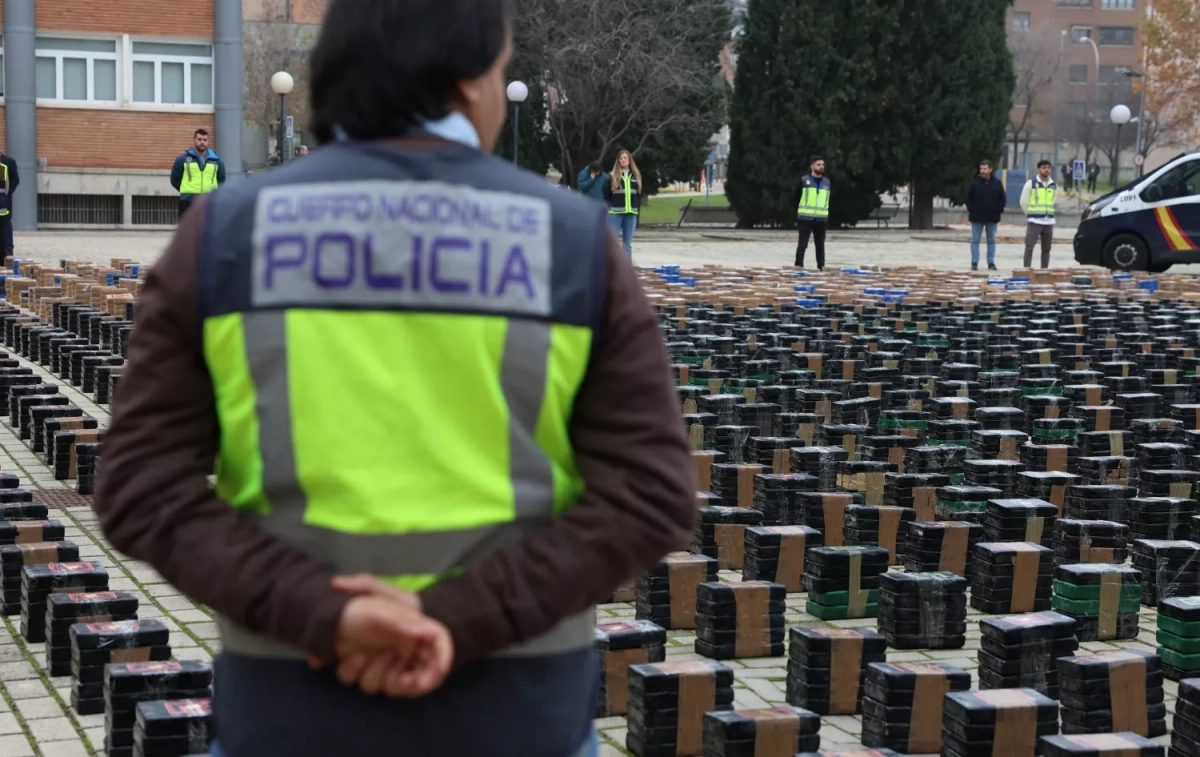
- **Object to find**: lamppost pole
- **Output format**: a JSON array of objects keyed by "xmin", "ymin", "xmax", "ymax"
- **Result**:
[
  {"xmin": 506, "ymin": 81, "xmax": 529, "ymax": 167},
  {"xmin": 1110, "ymin": 104, "xmax": 1132, "ymax": 189},
  {"xmin": 270, "ymin": 71, "xmax": 295, "ymax": 165}
]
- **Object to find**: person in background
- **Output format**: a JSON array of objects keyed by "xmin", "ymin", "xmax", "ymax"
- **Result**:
[
  {"xmin": 793, "ymin": 155, "xmax": 831, "ymax": 270},
  {"xmin": 295, "ymin": 145, "xmax": 310, "ymax": 157},
  {"xmin": 576, "ymin": 160, "xmax": 607, "ymax": 201},
  {"xmin": 1087, "ymin": 161, "xmax": 1100, "ymax": 193},
  {"xmin": 170, "ymin": 128, "xmax": 226, "ymax": 220},
  {"xmin": 93, "ymin": 0, "xmax": 695, "ymax": 754},
  {"xmin": 1021, "ymin": 159, "xmax": 1057, "ymax": 269},
  {"xmin": 603, "ymin": 150, "xmax": 641, "ymax": 255},
  {"xmin": 0, "ymin": 148, "xmax": 19, "ymax": 255},
  {"xmin": 964, "ymin": 159, "xmax": 1006, "ymax": 271},
  {"xmin": 1060, "ymin": 162, "xmax": 1073, "ymax": 193}
]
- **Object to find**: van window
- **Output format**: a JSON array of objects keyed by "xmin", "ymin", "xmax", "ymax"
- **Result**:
[{"xmin": 1142, "ymin": 159, "xmax": 1200, "ymax": 203}]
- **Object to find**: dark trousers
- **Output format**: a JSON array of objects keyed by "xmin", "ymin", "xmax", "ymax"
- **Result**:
[
  {"xmin": 0, "ymin": 215, "xmax": 11, "ymax": 253},
  {"xmin": 1087, "ymin": 178, "xmax": 1097, "ymax": 192},
  {"xmin": 1023, "ymin": 222, "xmax": 1054, "ymax": 268},
  {"xmin": 795, "ymin": 220, "xmax": 827, "ymax": 269},
  {"xmin": 178, "ymin": 196, "xmax": 195, "ymax": 220}
]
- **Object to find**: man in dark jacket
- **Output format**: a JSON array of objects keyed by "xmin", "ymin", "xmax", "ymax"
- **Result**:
[
  {"xmin": 576, "ymin": 161, "xmax": 607, "ymax": 201},
  {"xmin": 964, "ymin": 159, "xmax": 1006, "ymax": 271},
  {"xmin": 0, "ymin": 149, "xmax": 20, "ymax": 254}
]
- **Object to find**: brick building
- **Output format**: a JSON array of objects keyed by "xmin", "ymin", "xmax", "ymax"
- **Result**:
[
  {"xmin": 0, "ymin": 0, "xmax": 242, "ymax": 229},
  {"xmin": 1007, "ymin": 0, "xmax": 1153, "ymax": 176}
]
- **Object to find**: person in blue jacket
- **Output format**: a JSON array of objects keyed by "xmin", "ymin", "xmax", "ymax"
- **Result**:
[{"xmin": 170, "ymin": 129, "xmax": 226, "ymax": 219}]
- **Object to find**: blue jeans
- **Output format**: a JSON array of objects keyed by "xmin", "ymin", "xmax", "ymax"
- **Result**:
[
  {"xmin": 208, "ymin": 730, "xmax": 600, "ymax": 757},
  {"xmin": 608, "ymin": 213, "xmax": 637, "ymax": 255},
  {"xmin": 970, "ymin": 222, "xmax": 997, "ymax": 267}
]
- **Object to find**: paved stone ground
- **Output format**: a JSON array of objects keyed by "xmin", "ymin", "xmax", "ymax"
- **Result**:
[{"xmin": 0, "ymin": 228, "xmax": 1188, "ymax": 757}]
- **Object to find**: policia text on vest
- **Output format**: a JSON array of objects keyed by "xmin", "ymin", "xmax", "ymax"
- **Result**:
[{"xmin": 170, "ymin": 144, "xmax": 226, "ymax": 220}]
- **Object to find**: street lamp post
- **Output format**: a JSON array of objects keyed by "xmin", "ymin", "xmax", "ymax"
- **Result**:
[
  {"xmin": 506, "ymin": 81, "xmax": 529, "ymax": 166},
  {"xmin": 1125, "ymin": 69, "xmax": 1147, "ymax": 175},
  {"xmin": 270, "ymin": 71, "xmax": 295, "ymax": 164},
  {"xmin": 1110, "ymin": 104, "xmax": 1132, "ymax": 189}
]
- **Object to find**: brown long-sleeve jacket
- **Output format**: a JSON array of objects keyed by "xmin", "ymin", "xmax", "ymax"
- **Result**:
[{"xmin": 93, "ymin": 154, "xmax": 696, "ymax": 668}]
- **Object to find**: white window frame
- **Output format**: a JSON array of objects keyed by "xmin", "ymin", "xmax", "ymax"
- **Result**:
[
  {"xmin": 1097, "ymin": 26, "xmax": 1136, "ymax": 46},
  {"xmin": 127, "ymin": 36, "xmax": 214, "ymax": 110},
  {"xmin": 1101, "ymin": 0, "xmax": 1135, "ymax": 9},
  {"xmin": 0, "ymin": 35, "xmax": 6, "ymax": 103},
  {"xmin": 33, "ymin": 33, "xmax": 120, "ymax": 105},
  {"xmin": 1012, "ymin": 11, "xmax": 1031, "ymax": 31}
]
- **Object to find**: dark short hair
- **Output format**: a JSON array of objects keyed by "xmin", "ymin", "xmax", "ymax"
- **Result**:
[
  {"xmin": 1037, "ymin": 160, "xmax": 1052, "ymax": 168},
  {"xmin": 310, "ymin": 0, "xmax": 513, "ymax": 144},
  {"xmin": 589, "ymin": 160, "xmax": 602, "ymax": 173},
  {"xmin": 980, "ymin": 159, "xmax": 993, "ymax": 169},
  {"xmin": 810, "ymin": 155, "xmax": 824, "ymax": 164},
  {"xmin": 194, "ymin": 129, "xmax": 209, "ymax": 137}
]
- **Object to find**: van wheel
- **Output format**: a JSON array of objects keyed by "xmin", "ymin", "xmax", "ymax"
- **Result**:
[{"xmin": 1103, "ymin": 234, "xmax": 1149, "ymax": 271}]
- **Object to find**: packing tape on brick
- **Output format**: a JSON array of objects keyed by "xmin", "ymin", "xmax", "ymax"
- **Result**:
[
  {"xmin": 1009, "ymin": 544, "xmax": 1041, "ymax": 613},
  {"xmin": 1049, "ymin": 484, "xmax": 1066, "ymax": 516},
  {"xmin": 734, "ymin": 583, "xmax": 772, "ymax": 658},
  {"xmin": 714, "ymin": 524, "xmax": 747, "ymax": 572},
  {"xmin": 938, "ymin": 523, "xmax": 970, "ymax": 576},
  {"xmin": 797, "ymin": 423, "xmax": 815, "ymax": 447},
  {"xmin": 659, "ymin": 662, "xmax": 716, "ymax": 757},
  {"xmin": 604, "ymin": 648, "xmax": 649, "ymax": 715},
  {"xmin": 666, "ymin": 554, "xmax": 705, "ymax": 629},
  {"xmin": 1000, "ymin": 436, "xmax": 1018, "ymax": 461},
  {"xmin": 847, "ymin": 552, "xmax": 867, "ymax": 617},
  {"xmin": 1047, "ymin": 446, "xmax": 1067, "ymax": 472},
  {"xmin": 978, "ymin": 689, "xmax": 1037, "ymax": 757},
  {"xmin": 841, "ymin": 434, "xmax": 857, "ymax": 459},
  {"xmin": 1099, "ymin": 572, "xmax": 1121, "ymax": 640},
  {"xmin": 773, "ymin": 530, "xmax": 805, "ymax": 593},
  {"xmin": 1110, "ymin": 432, "xmax": 1123, "ymax": 457},
  {"xmin": 913, "ymin": 487, "xmax": 937, "ymax": 522},
  {"xmin": 693, "ymin": 451, "xmax": 716, "ymax": 491},
  {"xmin": 822, "ymin": 495, "xmax": 850, "ymax": 547},
  {"xmin": 828, "ymin": 632, "xmax": 864, "ymax": 715},
  {"xmin": 909, "ymin": 665, "xmax": 951, "ymax": 754},
  {"xmin": 879, "ymin": 507, "xmax": 901, "ymax": 566},
  {"xmin": 1108, "ymin": 653, "xmax": 1149, "ymax": 735},
  {"xmin": 746, "ymin": 708, "xmax": 799, "ymax": 757},
  {"xmin": 1095, "ymin": 407, "xmax": 1111, "ymax": 432},
  {"xmin": 1024, "ymin": 516, "xmax": 1044, "ymax": 545},
  {"xmin": 737, "ymin": 464, "xmax": 762, "ymax": 510},
  {"xmin": 772, "ymin": 448, "xmax": 790, "ymax": 474}
]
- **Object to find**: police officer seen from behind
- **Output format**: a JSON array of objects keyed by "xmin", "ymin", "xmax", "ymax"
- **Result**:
[
  {"xmin": 794, "ymin": 155, "xmax": 831, "ymax": 269},
  {"xmin": 94, "ymin": 1, "xmax": 696, "ymax": 756},
  {"xmin": 170, "ymin": 128, "xmax": 226, "ymax": 219},
  {"xmin": 0, "ymin": 147, "xmax": 19, "ymax": 255},
  {"xmin": 1021, "ymin": 159, "xmax": 1057, "ymax": 269}
]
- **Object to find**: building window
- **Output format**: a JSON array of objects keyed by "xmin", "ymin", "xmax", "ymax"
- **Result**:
[
  {"xmin": 1013, "ymin": 12, "xmax": 1031, "ymax": 31},
  {"xmin": 1101, "ymin": 0, "xmax": 1135, "ymax": 8},
  {"xmin": 1099, "ymin": 64, "xmax": 1134, "ymax": 84},
  {"xmin": 130, "ymin": 42, "xmax": 213, "ymax": 105},
  {"xmin": 1071, "ymin": 26, "xmax": 1093, "ymax": 43},
  {"xmin": 1070, "ymin": 64, "xmax": 1089, "ymax": 84},
  {"xmin": 1097, "ymin": 26, "xmax": 1135, "ymax": 45},
  {"xmin": 1056, "ymin": 0, "xmax": 1092, "ymax": 6},
  {"xmin": 34, "ymin": 37, "xmax": 118, "ymax": 102}
]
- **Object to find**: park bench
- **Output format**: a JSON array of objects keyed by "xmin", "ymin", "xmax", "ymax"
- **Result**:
[
  {"xmin": 677, "ymin": 199, "xmax": 739, "ymax": 228},
  {"xmin": 867, "ymin": 203, "xmax": 902, "ymax": 228}
]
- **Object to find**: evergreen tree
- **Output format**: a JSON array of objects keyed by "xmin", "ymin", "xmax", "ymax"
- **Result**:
[{"xmin": 898, "ymin": 0, "xmax": 1014, "ymax": 228}]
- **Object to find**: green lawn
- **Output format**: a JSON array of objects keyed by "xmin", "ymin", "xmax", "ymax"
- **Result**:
[{"xmin": 639, "ymin": 193, "xmax": 730, "ymax": 225}]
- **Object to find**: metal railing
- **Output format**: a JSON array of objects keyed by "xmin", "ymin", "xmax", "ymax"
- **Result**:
[{"xmin": 36, "ymin": 194, "xmax": 122, "ymax": 225}]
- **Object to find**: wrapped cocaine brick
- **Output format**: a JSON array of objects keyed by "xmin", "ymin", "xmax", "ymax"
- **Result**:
[
  {"xmin": 905, "ymin": 444, "xmax": 967, "ymax": 481},
  {"xmin": 710, "ymin": 464, "xmax": 764, "ymax": 510},
  {"xmin": 1077, "ymin": 429, "xmax": 1132, "ymax": 457},
  {"xmin": 1137, "ymin": 441, "xmax": 1189, "ymax": 470},
  {"xmin": 595, "ymin": 621, "xmax": 667, "ymax": 717},
  {"xmin": 843, "ymin": 505, "xmax": 913, "ymax": 565},
  {"xmin": 1018, "ymin": 470, "xmax": 1079, "ymax": 516},
  {"xmin": 797, "ymin": 492, "xmax": 857, "ymax": 547},
  {"xmin": 860, "ymin": 662, "xmax": 970, "ymax": 754},
  {"xmin": 69, "ymin": 619, "xmax": 171, "ymax": 715},
  {"xmin": 0, "ymin": 519, "xmax": 64, "ymax": 546},
  {"xmin": 878, "ymin": 571, "xmax": 967, "ymax": 649},
  {"xmin": 904, "ymin": 521, "xmax": 982, "ymax": 578},
  {"xmin": 1055, "ymin": 650, "xmax": 1164, "ymax": 736},
  {"xmin": 1074, "ymin": 405, "xmax": 1126, "ymax": 432},
  {"xmin": 1127, "ymin": 496, "xmax": 1195, "ymax": 541},
  {"xmin": 742, "ymin": 525, "xmax": 821, "ymax": 593},
  {"xmin": 706, "ymin": 426, "xmax": 758, "ymax": 464},
  {"xmin": 43, "ymin": 589, "xmax": 139, "ymax": 677},
  {"xmin": 752, "ymin": 473, "xmax": 818, "ymax": 526},
  {"xmin": 883, "ymin": 472, "xmax": 948, "ymax": 522},
  {"xmin": 1054, "ymin": 519, "xmax": 1129, "ymax": 566},
  {"xmin": 1158, "ymin": 597, "xmax": 1200, "ymax": 680},
  {"xmin": 983, "ymin": 497, "xmax": 1057, "ymax": 549},
  {"xmin": 969, "ymin": 542, "xmax": 1054, "ymax": 614},
  {"xmin": 936, "ymin": 485, "xmax": 1003, "ymax": 523},
  {"xmin": 942, "ymin": 688, "xmax": 1059, "ymax": 757},
  {"xmin": 834, "ymin": 461, "xmax": 894, "ymax": 505},
  {"xmin": 636, "ymin": 552, "xmax": 720, "ymax": 631},
  {"xmin": 1131, "ymin": 417, "xmax": 1186, "ymax": 445},
  {"xmin": 790, "ymin": 447, "xmax": 849, "ymax": 490},
  {"xmin": 627, "ymin": 660, "xmax": 734, "ymax": 757},
  {"xmin": 1066, "ymin": 484, "xmax": 1136, "ymax": 521},
  {"xmin": 972, "ymin": 429, "xmax": 1029, "ymax": 462},
  {"xmin": 1131, "ymin": 539, "xmax": 1200, "ymax": 606},
  {"xmin": 104, "ymin": 661, "xmax": 213, "ymax": 757},
  {"xmin": 803, "ymin": 545, "xmax": 888, "ymax": 620},
  {"xmin": 692, "ymin": 506, "xmax": 763, "ymax": 571},
  {"xmin": 978, "ymin": 611, "xmax": 1079, "ymax": 697},
  {"xmin": 1051, "ymin": 564, "xmax": 1141, "ymax": 641},
  {"xmin": 694, "ymin": 581, "xmax": 786, "ymax": 660},
  {"xmin": 702, "ymin": 706, "xmax": 821, "ymax": 757},
  {"xmin": 785, "ymin": 626, "xmax": 887, "ymax": 715},
  {"xmin": 1040, "ymin": 733, "xmax": 1164, "ymax": 757},
  {"xmin": 132, "ymin": 698, "xmax": 212, "ymax": 757},
  {"xmin": 1031, "ymin": 417, "xmax": 1083, "ymax": 445}
]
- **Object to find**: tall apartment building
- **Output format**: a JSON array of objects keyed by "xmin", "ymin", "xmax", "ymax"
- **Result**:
[
  {"xmin": 0, "ymin": 0, "xmax": 244, "ymax": 230},
  {"xmin": 1008, "ymin": 0, "xmax": 1148, "ymax": 172}
]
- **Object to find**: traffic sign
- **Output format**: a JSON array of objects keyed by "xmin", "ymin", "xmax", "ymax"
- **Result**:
[
  {"xmin": 1134, "ymin": 153, "xmax": 1145, "ymax": 167},
  {"xmin": 1072, "ymin": 160, "xmax": 1086, "ymax": 180},
  {"xmin": 285, "ymin": 116, "xmax": 295, "ymax": 140}
]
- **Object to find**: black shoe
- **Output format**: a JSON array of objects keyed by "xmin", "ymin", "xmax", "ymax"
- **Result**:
[
  {"xmin": 988, "ymin": 264, "xmax": 998, "ymax": 271},
  {"xmin": 971, "ymin": 264, "xmax": 978, "ymax": 271}
]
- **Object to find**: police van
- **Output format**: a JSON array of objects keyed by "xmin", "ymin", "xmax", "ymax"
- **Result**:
[{"xmin": 1073, "ymin": 150, "xmax": 1200, "ymax": 273}]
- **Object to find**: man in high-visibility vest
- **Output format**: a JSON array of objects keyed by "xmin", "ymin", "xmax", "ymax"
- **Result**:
[
  {"xmin": 0, "ymin": 149, "xmax": 20, "ymax": 255},
  {"xmin": 170, "ymin": 128, "xmax": 226, "ymax": 220},
  {"xmin": 794, "ymin": 155, "xmax": 831, "ymax": 269},
  {"xmin": 94, "ymin": 0, "xmax": 696, "ymax": 755},
  {"xmin": 1021, "ymin": 159, "xmax": 1057, "ymax": 268}
]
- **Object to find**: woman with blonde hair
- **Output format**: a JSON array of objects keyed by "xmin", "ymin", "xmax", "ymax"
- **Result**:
[{"xmin": 603, "ymin": 149, "xmax": 641, "ymax": 255}]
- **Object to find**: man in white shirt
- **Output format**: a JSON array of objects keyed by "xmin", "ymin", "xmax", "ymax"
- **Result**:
[{"xmin": 1020, "ymin": 160, "xmax": 1057, "ymax": 268}]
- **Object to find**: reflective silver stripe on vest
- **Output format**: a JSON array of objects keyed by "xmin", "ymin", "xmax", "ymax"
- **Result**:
[{"xmin": 220, "ymin": 310, "xmax": 592, "ymax": 659}]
